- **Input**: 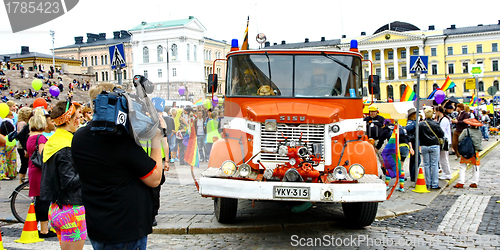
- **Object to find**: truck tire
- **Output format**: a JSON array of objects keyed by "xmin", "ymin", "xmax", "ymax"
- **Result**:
[
  {"xmin": 214, "ymin": 197, "xmax": 238, "ymax": 223},
  {"xmin": 341, "ymin": 202, "xmax": 378, "ymax": 228}
]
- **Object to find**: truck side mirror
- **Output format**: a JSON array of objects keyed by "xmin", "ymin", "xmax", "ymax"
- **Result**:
[
  {"xmin": 368, "ymin": 75, "xmax": 380, "ymax": 95},
  {"xmin": 208, "ymin": 74, "xmax": 218, "ymax": 93}
]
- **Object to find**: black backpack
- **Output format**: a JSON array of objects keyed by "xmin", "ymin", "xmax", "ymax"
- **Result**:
[
  {"xmin": 458, "ymin": 129, "xmax": 475, "ymax": 159},
  {"xmin": 11, "ymin": 123, "xmax": 30, "ymax": 149}
]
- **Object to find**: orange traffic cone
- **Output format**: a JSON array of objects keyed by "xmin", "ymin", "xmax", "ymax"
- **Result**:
[
  {"xmin": 14, "ymin": 203, "xmax": 44, "ymax": 244},
  {"xmin": 412, "ymin": 166, "xmax": 430, "ymax": 193},
  {"xmin": 0, "ymin": 229, "xmax": 5, "ymax": 250}
]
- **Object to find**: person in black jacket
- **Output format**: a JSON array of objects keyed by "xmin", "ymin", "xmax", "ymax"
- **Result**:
[
  {"xmin": 40, "ymin": 101, "xmax": 86, "ymax": 249},
  {"xmin": 364, "ymin": 105, "xmax": 385, "ymax": 140},
  {"xmin": 418, "ymin": 108, "xmax": 445, "ymax": 190}
]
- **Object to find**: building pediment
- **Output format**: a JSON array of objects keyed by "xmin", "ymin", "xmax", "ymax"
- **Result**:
[{"xmin": 360, "ymin": 30, "xmax": 424, "ymax": 44}]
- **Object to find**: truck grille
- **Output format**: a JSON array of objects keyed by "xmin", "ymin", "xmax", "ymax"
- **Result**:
[{"xmin": 260, "ymin": 124, "xmax": 325, "ymax": 161}]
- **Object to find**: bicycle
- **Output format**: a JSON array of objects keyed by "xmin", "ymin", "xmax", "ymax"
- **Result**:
[{"xmin": 9, "ymin": 180, "xmax": 32, "ymax": 223}]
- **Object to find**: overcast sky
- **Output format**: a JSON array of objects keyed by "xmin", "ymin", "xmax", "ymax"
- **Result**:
[{"xmin": 1, "ymin": 0, "xmax": 499, "ymax": 55}]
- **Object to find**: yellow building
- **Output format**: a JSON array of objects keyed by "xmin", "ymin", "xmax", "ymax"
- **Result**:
[{"xmin": 204, "ymin": 37, "xmax": 230, "ymax": 97}]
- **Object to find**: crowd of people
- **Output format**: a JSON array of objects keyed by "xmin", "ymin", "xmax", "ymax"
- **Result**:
[{"xmin": 364, "ymin": 100, "xmax": 497, "ymax": 191}]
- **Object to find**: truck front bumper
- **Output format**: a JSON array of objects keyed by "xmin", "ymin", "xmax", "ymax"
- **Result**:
[{"xmin": 199, "ymin": 174, "xmax": 386, "ymax": 203}]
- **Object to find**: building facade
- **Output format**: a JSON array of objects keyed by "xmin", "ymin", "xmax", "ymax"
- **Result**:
[
  {"xmin": 53, "ymin": 31, "xmax": 133, "ymax": 88},
  {"xmin": 269, "ymin": 21, "xmax": 500, "ymax": 102},
  {"xmin": 204, "ymin": 37, "xmax": 231, "ymax": 96}
]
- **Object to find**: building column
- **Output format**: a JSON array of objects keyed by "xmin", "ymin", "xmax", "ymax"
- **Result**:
[
  {"xmin": 393, "ymin": 47, "xmax": 399, "ymax": 80},
  {"xmin": 380, "ymin": 48, "xmax": 385, "ymax": 81},
  {"xmin": 367, "ymin": 50, "xmax": 373, "ymax": 74},
  {"xmin": 406, "ymin": 47, "xmax": 411, "ymax": 79}
]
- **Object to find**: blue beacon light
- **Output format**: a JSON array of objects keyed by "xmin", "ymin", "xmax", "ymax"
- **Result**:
[
  {"xmin": 231, "ymin": 39, "xmax": 239, "ymax": 51},
  {"xmin": 349, "ymin": 39, "xmax": 359, "ymax": 52}
]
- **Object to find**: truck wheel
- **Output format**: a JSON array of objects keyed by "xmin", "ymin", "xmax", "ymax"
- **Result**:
[
  {"xmin": 341, "ymin": 202, "xmax": 378, "ymax": 228},
  {"xmin": 214, "ymin": 197, "xmax": 238, "ymax": 223}
]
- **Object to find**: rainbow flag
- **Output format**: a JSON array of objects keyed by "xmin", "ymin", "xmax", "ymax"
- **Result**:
[
  {"xmin": 401, "ymin": 84, "xmax": 416, "ymax": 102},
  {"xmin": 381, "ymin": 124, "xmax": 401, "ymax": 178},
  {"xmin": 184, "ymin": 123, "xmax": 199, "ymax": 168},
  {"xmin": 441, "ymin": 76, "xmax": 456, "ymax": 91},
  {"xmin": 469, "ymin": 93, "xmax": 478, "ymax": 106},
  {"xmin": 241, "ymin": 16, "xmax": 249, "ymax": 50},
  {"xmin": 194, "ymin": 98, "xmax": 203, "ymax": 106}
]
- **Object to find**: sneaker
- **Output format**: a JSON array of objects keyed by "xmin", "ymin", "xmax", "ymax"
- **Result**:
[
  {"xmin": 39, "ymin": 231, "xmax": 57, "ymax": 238},
  {"xmin": 439, "ymin": 175, "xmax": 452, "ymax": 180},
  {"xmin": 169, "ymin": 158, "xmax": 174, "ymax": 163},
  {"xmin": 469, "ymin": 183, "xmax": 478, "ymax": 188},
  {"xmin": 174, "ymin": 158, "xmax": 180, "ymax": 162},
  {"xmin": 453, "ymin": 183, "xmax": 464, "ymax": 188},
  {"xmin": 431, "ymin": 186, "xmax": 441, "ymax": 190},
  {"xmin": 396, "ymin": 187, "xmax": 405, "ymax": 192},
  {"xmin": 152, "ymin": 219, "xmax": 157, "ymax": 227},
  {"xmin": 386, "ymin": 186, "xmax": 390, "ymax": 190}
]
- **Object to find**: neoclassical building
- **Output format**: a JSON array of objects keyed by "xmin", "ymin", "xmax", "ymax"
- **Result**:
[
  {"xmin": 268, "ymin": 21, "xmax": 500, "ymax": 102},
  {"xmin": 204, "ymin": 37, "xmax": 231, "ymax": 96}
]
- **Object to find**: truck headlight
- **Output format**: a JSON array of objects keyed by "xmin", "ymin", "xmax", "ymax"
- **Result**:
[
  {"xmin": 221, "ymin": 161, "xmax": 237, "ymax": 176},
  {"xmin": 265, "ymin": 119, "xmax": 277, "ymax": 131},
  {"xmin": 349, "ymin": 164, "xmax": 365, "ymax": 180},
  {"xmin": 238, "ymin": 163, "xmax": 251, "ymax": 177},
  {"xmin": 330, "ymin": 124, "xmax": 340, "ymax": 133},
  {"xmin": 332, "ymin": 166, "xmax": 347, "ymax": 180}
]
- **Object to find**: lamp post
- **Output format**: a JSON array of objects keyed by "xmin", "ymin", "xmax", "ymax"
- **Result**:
[{"xmin": 50, "ymin": 30, "xmax": 55, "ymax": 74}]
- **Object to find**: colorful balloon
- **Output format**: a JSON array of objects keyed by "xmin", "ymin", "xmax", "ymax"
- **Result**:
[
  {"xmin": 212, "ymin": 96, "xmax": 219, "ymax": 105},
  {"xmin": 33, "ymin": 98, "xmax": 48, "ymax": 109},
  {"xmin": 0, "ymin": 103, "xmax": 9, "ymax": 118},
  {"xmin": 203, "ymin": 99, "xmax": 212, "ymax": 109},
  {"xmin": 435, "ymin": 90, "xmax": 446, "ymax": 104},
  {"xmin": 178, "ymin": 86, "xmax": 186, "ymax": 96},
  {"xmin": 49, "ymin": 86, "xmax": 60, "ymax": 97},
  {"xmin": 31, "ymin": 79, "xmax": 42, "ymax": 90}
]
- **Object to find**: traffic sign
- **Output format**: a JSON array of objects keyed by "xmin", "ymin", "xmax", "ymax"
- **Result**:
[
  {"xmin": 409, "ymin": 55, "xmax": 428, "ymax": 74},
  {"xmin": 469, "ymin": 64, "xmax": 484, "ymax": 77},
  {"xmin": 109, "ymin": 43, "xmax": 126, "ymax": 70}
]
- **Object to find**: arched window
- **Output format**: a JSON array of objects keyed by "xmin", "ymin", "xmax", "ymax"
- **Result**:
[
  {"xmin": 105, "ymin": 71, "xmax": 109, "ymax": 81},
  {"xmin": 95, "ymin": 72, "xmax": 98, "ymax": 82},
  {"xmin": 400, "ymin": 84, "xmax": 406, "ymax": 100},
  {"xmin": 209, "ymin": 50, "xmax": 212, "ymax": 61},
  {"xmin": 494, "ymin": 80, "xmax": 499, "ymax": 93},
  {"xmin": 432, "ymin": 84, "xmax": 439, "ymax": 91},
  {"xmin": 193, "ymin": 45, "xmax": 197, "ymax": 61},
  {"xmin": 123, "ymin": 70, "xmax": 127, "ymax": 80},
  {"xmin": 186, "ymin": 44, "xmax": 190, "ymax": 60},
  {"xmin": 171, "ymin": 44, "xmax": 178, "ymax": 61},
  {"xmin": 157, "ymin": 45, "xmax": 163, "ymax": 62},
  {"xmin": 413, "ymin": 84, "xmax": 418, "ymax": 95},
  {"xmin": 387, "ymin": 85, "xmax": 394, "ymax": 100},
  {"xmin": 101, "ymin": 72, "xmax": 105, "ymax": 82},
  {"xmin": 479, "ymin": 81, "xmax": 484, "ymax": 92},
  {"xmin": 143, "ymin": 47, "xmax": 149, "ymax": 63}
]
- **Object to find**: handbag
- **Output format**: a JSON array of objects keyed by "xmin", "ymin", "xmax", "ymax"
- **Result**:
[
  {"xmin": 30, "ymin": 135, "xmax": 44, "ymax": 169},
  {"xmin": 458, "ymin": 129, "xmax": 475, "ymax": 159},
  {"xmin": 424, "ymin": 120, "xmax": 444, "ymax": 147}
]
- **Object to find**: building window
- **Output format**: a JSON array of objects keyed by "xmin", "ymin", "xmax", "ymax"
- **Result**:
[
  {"xmin": 363, "ymin": 87, "xmax": 368, "ymax": 96},
  {"xmin": 401, "ymin": 50, "xmax": 406, "ymax": 59},
  {"xmin": 375, "ymin": 68, "xmax": 381, "ymax": 77},
  {"xmin": 364, "ymin": 69, "xmax": 369, "ymax": 79},
  {"xmin": 209, "ymin": 50, "xmax": 212, "ymax": 61},
  {"xmin": 375, "ymin": 52, "xmax": 380, "ymax": 60},
  {"xmin": 400, "ymin": 84, "xmax": 406, "ymax": 100},
  {"xmin": 412, "ymin": 49, "xmax": 419, "ymax": 55},
  {"xmin": 143, "ymin": 46, "xmax": 149, "ymax": 63},
  {"xmin": 157, "ymin": 45, "xmax": 163, "ymax": 62},
  {"xmin": 114, "ymin": 71, "xmax": 117, "ymax": 80},
  {"xmin": 81, "ymin": 57, "xmax": 84, "ymax": 66},
  {"xmin": 494, "ymin": 80, "xmax": 499, "ymax": 92},
  {"xmin": 493, "ymin": 60, "xmax": 499, "ymax": 71},
  {"xmin": 158, "ymin": 69, "xmax": 162, "ymax": 78},
  {"xmin": 477, "ymin": 44, "xmax": 482, "ymax": 53},
  {"xmin": 172, "ymin": 68, "xmax": 176, "ymax": 77},
  {"xmin": 105, "ymin": 71, "xmax": 108, "ymax": 81},
  {"xmin": 449, "ymin": 86, "xmax": 455, "ymax": 93},
  {"xmin": 91, "ymin": 56, "xmax": 94, "ymax": 66},
  {"xmin": 101, "ymin": 72, "xmax": 104, "ymax": 81},
  {"xmin": 433, "ymin": 84, "xmax": 439, "ymax": 91},
  {"xmin": 105, "ymin": 55, "xmax": 108, "ymax": 65},
  {"xmin": 388, "ymin": 67, "xmax": 394, "ymax": 80},
  {"xmin": 413, "ymin": 84, "xmax": 418, "ymax": 94},
  {"xmin": 464, "ymin": 83, "xmax": 469, "ymax": 92},
  {"xmin": 217, "ymin": 67, "xmax": 221, "ymax": 76},
  {"xmin": 123, "ymin": 70, "xmax": 127, "ymax": 80},
  {"xmin": 448, "ymin": 47, "xmax": 453, "ymax": 55},
  {"xmin": 101, "ymin": 55, "xmax": 104, "ymax": 65},
  {"xmin": 194, "ymin": 45, "xmax": 197, "ymax": 61},
  {"xmin": 463, "ymin": 62, "xmax": 469, "ymax": 73},
  {"xmin": 363, "ymin": 53, "xmax": 368, "ymax": 59},
  {"xmin": 431, "ymin": 48, "xmax": 437, "ymax": 56},
  {"xmin": 171, "ymin": 44, "xmax": 178, "ymax": 61},
  {"xmin": 388, "ymin": 51, "xmax": 393, "ymax": 60},
  {"xmin": 144, "ymin": 70, "xmax": 148, "ymax": 78},
  {"xmin": 387, "ymin": 85, "xmax": 393, "ymax": 100},
  {"xmin": 95, "ymin": 72, "xmax": 98, "ymax": 82},
  {"xmin": 493, "ymin": 43, "xmax": 498, "ymax": 52},
  {"xmin": 462, "ymin": 45, "xmax": 468, "ymax": 54},
  {"xmin": 432, "ymin": 64, "xmax": 438, "ymax": 75},
  {"xmin": 187, "ymin": 44, "xmax": 190, "ymax": 60},
  {"xmin": 448, "ymin": 63, "xmax": 454, "ymax": 74},
  {"xmin": 479, "ymin": 81, "xmax": 484, "ymax": 92},
  {"xmin": 401, "ymin": 66, "xmax": 407, "ymax": 77}
]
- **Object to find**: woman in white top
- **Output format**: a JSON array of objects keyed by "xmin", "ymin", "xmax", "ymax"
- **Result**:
[{"xmin": 436, "ymin": 106, "xmax": 452, "ymax": 179}]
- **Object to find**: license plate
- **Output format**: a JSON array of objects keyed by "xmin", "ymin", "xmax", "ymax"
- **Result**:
[{"xmin": 273, "ymin": 186, "xmax": 310, "ymax": 199}]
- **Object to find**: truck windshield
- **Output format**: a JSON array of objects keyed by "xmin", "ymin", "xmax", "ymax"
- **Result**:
[{"xmin": 226, "ymin": 53, "xmax": 362, "ymax": 98}]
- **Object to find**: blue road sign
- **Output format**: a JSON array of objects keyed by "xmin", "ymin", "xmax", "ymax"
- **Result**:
[
  {"xmin": 409, "ymin": 55, "xmax": 428, "ymax": 74},
  {"xmin": 109, "ymin": 43, "xmax": 126, "ymax": 69}
]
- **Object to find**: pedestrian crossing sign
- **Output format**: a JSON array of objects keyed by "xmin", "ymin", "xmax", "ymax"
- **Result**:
[
  {"xmin": 409, "ymin": 55, "xmax": 428, "ymax": 74},
  {"xmin": 109, "ymin": 43, "xmax": 127, "ymax": 69}
]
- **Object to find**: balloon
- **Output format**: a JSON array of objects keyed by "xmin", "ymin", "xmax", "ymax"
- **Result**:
[
  {"xmin": 0, "ymin": 103, "xmax": 9, "ymax": 118},
  {"xmin": 203, "ymin": 99, "xmax": 212, "ymax": 109},
  {"xmin": 32, "ymin": 79, "xmax": 43, "ymax": 90},
  {"xmin": 178, "ymin": 86, "xmax": 185, "ymax": 96},
  {"xmin": 49, "ymin": 86, "xmax": 60, "ymax": 97},
  {"xmin": 435, "ymin": 90, "xmax": 446, "ymax": 104},
  {"xmin": 33, "ymin": 98, "xmax": 48, "ymax": 109},
  {"xmin": 212, "ymin": 96, "xmax": 219, "ymax": 105},
  {"xmin": 151, "ymin": 97, "xmax": 165, "ymax": 112}
]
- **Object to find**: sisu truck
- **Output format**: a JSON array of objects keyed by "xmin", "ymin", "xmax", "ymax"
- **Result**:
[{"xmin": 199, "ymin": 41, "xmax": 386, "ymax": 227}]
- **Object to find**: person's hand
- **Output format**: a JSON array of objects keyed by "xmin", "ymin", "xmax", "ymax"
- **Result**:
[
  {"xmin": 410, "ymin": 148, "xmax": 415, "ymax": 156},
  {"xmin": 158, "ymin": 114, "xmax": 166, "ymax": 129},
  {"xmin": 164, "ymin": 162, "xmax": 170, "ymax": 171}
]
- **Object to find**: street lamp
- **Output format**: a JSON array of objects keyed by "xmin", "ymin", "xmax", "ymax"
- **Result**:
[{"xmin": 50, "ymin": 30, "xmax": 55, "ymax": 75}]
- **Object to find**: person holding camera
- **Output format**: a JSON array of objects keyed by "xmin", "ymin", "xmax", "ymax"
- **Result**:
[{"xmin": 72, "ymin": 83, "xmax": 164, "ymax": 250}]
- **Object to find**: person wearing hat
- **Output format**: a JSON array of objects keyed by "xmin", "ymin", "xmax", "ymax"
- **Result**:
[
  {"xmin": 451, "ymin": 103, "xmax": 470, "ymax": 159},
  {"xmin": 233, "ymin": 69, "xmax": 260, "ymax": 96},
  {"xmin": 436, "ymin": 106, "xmax": 452, "ymax": 180},
  {"xmin": 418, "ymin": 107, "xmax": 445, "ymax": 189},
  {"xmin": 454, "ymin": 118, "xmax": 483, "ymax": 188},
  {"xmin": 364, "ymin": 105, "xmax": 385, "ymax": 141},
  {"xmin": 404, "ymin": 107, "xmax": 420, "ymax": 181}
]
